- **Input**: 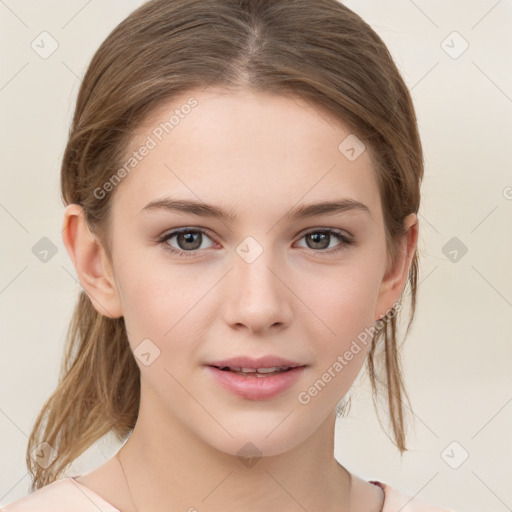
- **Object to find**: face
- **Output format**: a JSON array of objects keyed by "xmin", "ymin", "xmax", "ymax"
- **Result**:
[{"xmin": 70, "ymin": 87, "xmax": 414, "ymax": 458}]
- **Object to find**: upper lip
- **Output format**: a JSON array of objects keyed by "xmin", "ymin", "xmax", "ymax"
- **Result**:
[{"xmin": 205, "ymin": 356, "xmax": 307, "ymax": 369}]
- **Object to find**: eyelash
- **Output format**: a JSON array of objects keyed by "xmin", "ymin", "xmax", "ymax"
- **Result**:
[{"xmin": 156, "ymin": 227, "xmax": 355, "ymax": 258}]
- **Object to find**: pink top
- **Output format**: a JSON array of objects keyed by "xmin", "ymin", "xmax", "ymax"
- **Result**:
[{"xmin": 1, "ymin": 477, "xmax": 455, "ymax": 511}]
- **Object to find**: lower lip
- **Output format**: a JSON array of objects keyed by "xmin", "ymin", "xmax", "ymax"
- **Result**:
[{"xmin": 205, "ymin": 366, "xmax": 307, "ymax": 400}]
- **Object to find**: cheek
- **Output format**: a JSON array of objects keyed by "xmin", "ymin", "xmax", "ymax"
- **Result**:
[
  {"xmin": 302, "ymin": 262, "xmax": 381, "ymax": 341},
  {"xmin": 296, "ymin": 260, "xmax": 383, "ymax": 401},
  {"xmin": 115, "ymin": 251, "xmax": 218, "ymax": 357},
  {"xmin": 297, "ymin": 282, "xmax": 378, "ymax": 411}
]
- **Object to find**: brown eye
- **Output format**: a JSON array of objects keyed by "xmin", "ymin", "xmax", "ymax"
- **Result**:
[
  {"xmin": 305, "ymin": 231, "xmax": 330, "ymax": 250},
  {"xmin": 175, "ymin": 230, "xmax": 203, "ymax": 250},
  {"xmin": 159, "ymin": 228, "xmax": 215, "ymax": 256},
  {"xmin": 296, "ymin": 229, "xmax": 354, "ymax": 255}
]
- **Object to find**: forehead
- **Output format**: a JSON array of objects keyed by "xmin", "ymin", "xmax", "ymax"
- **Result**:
[{"xmin": 111, "ymin": 87, "xmax": 382, "ymax": 223}]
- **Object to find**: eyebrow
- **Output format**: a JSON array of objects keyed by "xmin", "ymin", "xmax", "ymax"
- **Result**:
[{"xmin": 139, "ymin": 197, "xmax": 371, "ymax": 222}]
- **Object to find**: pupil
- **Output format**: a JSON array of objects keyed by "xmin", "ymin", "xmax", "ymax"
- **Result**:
[
  {"xmin": 178, "ymin": 231, "xmax": 201, "ymax": 250},
  {"xmin": 175, "ymin": 231, "xmax": 330, "ymax": 251},
  {"xmin": 308, "ymin": 232, "xmax": 328, "ymax": 249}
]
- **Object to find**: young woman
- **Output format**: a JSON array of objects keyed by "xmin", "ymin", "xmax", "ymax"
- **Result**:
[{"xmin": 2, "ymin": 1, "xmax": 456, "ymax": 510}]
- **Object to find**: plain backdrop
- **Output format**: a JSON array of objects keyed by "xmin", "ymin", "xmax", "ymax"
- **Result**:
[{"xmin": 1, "ymin": 1, "xmax": 511, "ymax": 510}]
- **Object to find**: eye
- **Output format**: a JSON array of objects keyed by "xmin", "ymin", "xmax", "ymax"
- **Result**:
[
  {"xmin": 156, "ymin": 227, "xmax": 355, "ymax": 258},
  {"xmin": 295, "ymin": 228, "xmax": 354, "ymax": 255},
  {"xmin": 158, "ymin": 228, "xmax": 216, "ymax": 257}
]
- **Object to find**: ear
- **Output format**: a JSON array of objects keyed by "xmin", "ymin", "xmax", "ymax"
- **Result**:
[
  {"xmin": 374, "ymin": 213, "xmax": 418, "ymax": 321},
  {"xmin": 61, "ymin": 204, "xmax": 123, "ymax": 318}
]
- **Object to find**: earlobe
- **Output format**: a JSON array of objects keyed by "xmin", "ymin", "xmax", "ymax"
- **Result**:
[
  {"xmin": 375, "ymin": 213, "xmax": 418, "ymax": 321},
  {"xmin": 61, "ymin": 204, "xmax": 123, "ymax": 319}
]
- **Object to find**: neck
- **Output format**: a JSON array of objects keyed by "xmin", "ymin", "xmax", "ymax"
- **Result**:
[{"xmin": 118, "ymin": 389, "xmax": 353, "ymax": 512}]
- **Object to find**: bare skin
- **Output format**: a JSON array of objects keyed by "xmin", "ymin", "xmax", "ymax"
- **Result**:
[{"xmin": 63, "ymin": 86, "xmax": 418, "ymax": 512}]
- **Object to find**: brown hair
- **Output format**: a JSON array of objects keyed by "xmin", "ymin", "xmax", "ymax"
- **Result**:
[{"xmin": 27, "ymin": 0, "xmax": 423, "ymax": 490}]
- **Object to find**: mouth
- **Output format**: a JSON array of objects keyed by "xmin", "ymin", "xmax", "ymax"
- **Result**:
[
  {"xmin": 210, "ymin": 365, "xmax": 298, "ymax": 377},
  {"xmin": 204, "ymin": 361, "xmax": 308, "ymax": 400}
]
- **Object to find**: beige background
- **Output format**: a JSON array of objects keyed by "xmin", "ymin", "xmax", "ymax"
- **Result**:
[{"xmin": 1, "ymin": 1, "xmax": 511, "ymax": 510}]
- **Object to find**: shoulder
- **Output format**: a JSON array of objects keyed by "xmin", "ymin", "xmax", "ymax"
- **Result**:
[
  {"xmin": 0, "ymin": 477, "xmax": 120, "ymax": 512},
  {"xmin": 371, "ymin": 480, "xmax": 456, "ymax": 512}
]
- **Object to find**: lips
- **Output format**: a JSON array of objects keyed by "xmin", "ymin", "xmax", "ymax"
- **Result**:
[
  {"xmin": 204, "ymin": 355, "xmax": 308, "ymax": 400},
  {"xmin": 206, "ymin": 355, "xmax": 305, "ymax": 371},
  {"xmin": 215, "ymin": 366, "xmax": 292, "ymax": 376}
]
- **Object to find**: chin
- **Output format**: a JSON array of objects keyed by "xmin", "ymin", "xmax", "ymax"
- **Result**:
[{"xmin": 197, "ymin": 413, "xmax": 318, "ymax": 460}]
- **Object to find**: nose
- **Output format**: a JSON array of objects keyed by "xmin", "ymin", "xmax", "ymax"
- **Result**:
[{"xmin": 224, "ymin": 244, "xmax": 293, "ymax": 334}]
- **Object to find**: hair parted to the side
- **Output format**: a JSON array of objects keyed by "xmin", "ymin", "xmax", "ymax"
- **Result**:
[{"xmin": 27, "ymin": 0, "xmax": 423, "ymax": 490}]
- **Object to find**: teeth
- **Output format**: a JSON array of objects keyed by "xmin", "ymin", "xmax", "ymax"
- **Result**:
[
  {"xmin": 255, "ymin": 366, "xmax": 286, "ymax": 373},
  {"xmin": 218, "ymin": 365, "xmax": 291, "ymax": 374}
]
